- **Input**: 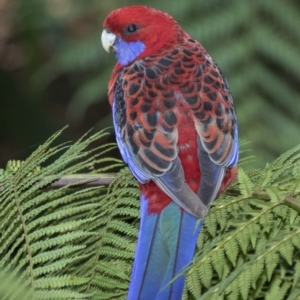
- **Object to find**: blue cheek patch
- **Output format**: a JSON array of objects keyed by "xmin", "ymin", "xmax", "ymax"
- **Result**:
[{"xmin": 115, "ymin": 38, "xmax": 145, "ymax": 66}]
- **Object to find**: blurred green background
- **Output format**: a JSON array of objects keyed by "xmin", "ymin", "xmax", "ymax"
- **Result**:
[{"xmin": 0, "ymin": 0, "xmax": 299, "ymax": 168}]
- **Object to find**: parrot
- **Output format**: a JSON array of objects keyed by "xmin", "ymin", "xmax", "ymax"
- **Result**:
[{"xmin": 101, "ymin": 5, "xmax": 238, "ymax": 300}]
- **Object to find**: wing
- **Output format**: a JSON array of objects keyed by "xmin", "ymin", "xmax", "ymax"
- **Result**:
[{"xmin": 177, "ymin": 39, "xmax": 239, "ymax": 205}]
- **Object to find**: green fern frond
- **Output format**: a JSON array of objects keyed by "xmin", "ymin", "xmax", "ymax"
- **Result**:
[
  {"xmin": 184, "ymin": 144, "xmax": 300, "ymax": 299},
  {"xmin": 0, "ymin": 128, "xmax": 118, "ymax": 299},
  {"xmin": 237, "ymin": 168, "xmax": 254, "ymax": 196}
]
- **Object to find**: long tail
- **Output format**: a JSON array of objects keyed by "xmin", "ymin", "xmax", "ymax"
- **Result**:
[{"xmin": 128, "ymin": 194, "xmax": 202, "ymax": 300}]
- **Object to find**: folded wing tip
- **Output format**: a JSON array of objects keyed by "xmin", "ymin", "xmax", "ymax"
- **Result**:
[{"xmin": 187, "ymin": 200, "xmax": 208, "ymax": 219}]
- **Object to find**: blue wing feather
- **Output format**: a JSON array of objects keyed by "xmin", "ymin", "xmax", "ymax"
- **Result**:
[
  {"xmin": 197, "ymin": 123, "xmax": 239, "ymax": 206},
  {"xmin": 113, "ymin": 99, "xmax": 150, "ymax": 183}
]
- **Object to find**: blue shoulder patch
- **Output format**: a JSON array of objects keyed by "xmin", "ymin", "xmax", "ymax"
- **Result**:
[{"xmin": 114, "ymin": 38, "xmax": 145, "ymax": 66}]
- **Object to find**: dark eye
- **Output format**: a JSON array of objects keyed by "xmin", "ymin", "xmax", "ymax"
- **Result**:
[{"xmin": 127, "ymin": 24, "xmax": 137, "ymax": 33}]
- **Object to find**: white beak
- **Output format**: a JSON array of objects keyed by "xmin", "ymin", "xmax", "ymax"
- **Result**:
[{"xmin": 101, "ymin": 29, "xmax": 116, "ymax": 53}]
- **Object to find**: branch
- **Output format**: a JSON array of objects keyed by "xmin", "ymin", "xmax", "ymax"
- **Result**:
[
  {"xmin": 45, "ymin": 173, "xmax": 116, "ymax": 188},
  {"xmin": 44, "ymin": 174, "xmax": 300, "ymax": 213},
  {"xmin": 283, "ymin": 195, "xmax": 300, "ymax": 213}
]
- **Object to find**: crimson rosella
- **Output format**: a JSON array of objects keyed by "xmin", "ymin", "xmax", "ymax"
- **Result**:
[{"xmin": 101, "ymin": 5, "xmax": 239, "ymax": 300}]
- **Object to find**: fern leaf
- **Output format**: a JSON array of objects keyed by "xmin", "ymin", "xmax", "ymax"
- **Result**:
[
  {"xmin": 249, "ymin": 260, "xmax": 264, "ymax": 289},
  {"xmin": 32, "ymin": 246, "xmax": 85, "ymax": 265},
  {"xmin": 237, "ymin": 168, "xmax": 254, "ymax": 196},
  {"xmin": 186, "ymin": 268, "xmax": 201, "ymax": 298},
  {"xmin": 236, "ymin": 229, "xmax": 250, "ymax": 255},
  {"xmin": 278, "ymin": 241, "xmax": 294, "ymax": 265},
  {"xmin": 265, "ymin": 277, "xmax": 290, "ymax": 300},
  {"xmin": 96, "ymin": 261, "xmax": 129, "ymax": 281},
  {"xmin": 214, "ymin": 208, "xmax": 228, "ymax": 231},
  {"xmin": 205, "ymin": 212, "xmax": 218, "ymax": 237},
  {"xmin": 257, "ymin": 163, "xmax": 273, "ymax": 189},
  {"xmin": 248, "ymin": 222, "xmax": 260, "ymax": 249},
  {"xmin": 198, "ymin": 258, "xmax": 213, "ymax": 289},
  {"xmin": 225, "ymin": 278, "xmax": 239, "ymax": 300},
  {"xmin": 33, "ymin": 289, "xmax": 90, "ymax": 299},
  {"xmin": 33, "ymin": 258, "xmax": 81, "ymax": 277},
  {"xmin": 265, "ymin": 252, "xmax": 279, "ymax": 281},
  {"xmin": 34, "ymin": 275, "xmax": 89, "ymax": 289},
  {"xmin": 238, "ymin": 267, "xmax": 252, "ymax": 300},
  {"xmin": 211, "ymin": 247, "xmax": 225, "ymax": 278},
  {"xmin": 224, "ymin": 238, "xmax": 239, "ymax": 267}
]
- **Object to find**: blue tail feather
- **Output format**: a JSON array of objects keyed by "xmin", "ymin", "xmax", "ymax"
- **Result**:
[{"xmin": 128, "ymin": 194, "xmax": 202, "ymax": 300}]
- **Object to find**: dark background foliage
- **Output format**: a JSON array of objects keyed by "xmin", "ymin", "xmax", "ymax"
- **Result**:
[{"xmin": 1, "ymin": 0, "xmax": 299, "ymax": 168}]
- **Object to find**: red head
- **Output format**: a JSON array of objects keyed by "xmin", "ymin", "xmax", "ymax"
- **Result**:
[{"xmin": 102, "ymin": 5, "xmax": 184, "ymax": 64}]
